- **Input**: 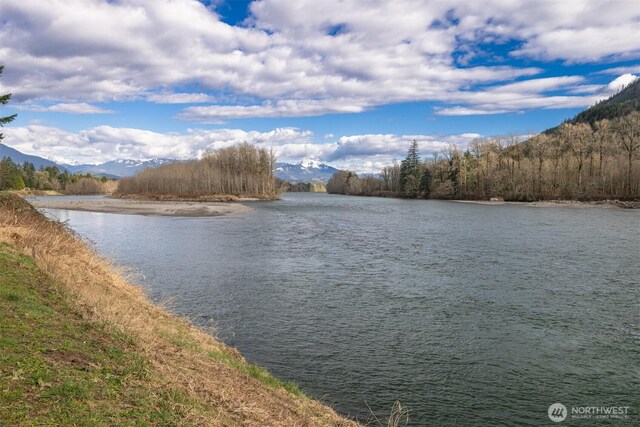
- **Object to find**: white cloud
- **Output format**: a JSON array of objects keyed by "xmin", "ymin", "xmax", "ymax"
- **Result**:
[
  {"xmin": 436, "ymin": 107, "xmax": 516, "ymax": 116},
  {"xmin": 328, "ymin": 133, "xmax": 479, "ymax": 161},
  {"xmin": 14, "ymin": 102, "xmax": 113, "ymax": 114},
  {"xmin": 490, "ymin": 76, "xmax": 585, "ymax": 94},
  {"xmin": 1, "ymin": 0, "xmax": 635, "ymax": 118},
  {"xmin": 435, "ymin": 74, "xmax": 633, "ymax": 115},
  {"xmin": 320, "ymin": 133, "xmax": 483, "ymax": 173},
  {"xmin": 513, "ymin": 24, "xmax": 640, "ymax": 63},
  {"xmin": 452, "ymin": 1, "xmax": 640, "ymax": 63},
  {"xmin": 2, "ymin": 125, "xmax": 315, "ymax": 164},
  {"xmin": 2, "ymin": 124, "xmax": 480, "ymax": 173},
  {"xmin": 599, "ymin": 65, "xmax": 640, "ymax": 75},
  {"xmin": 146, "ymin": 92, "xmax": 216, "ymax": 104},
  {"xmin": 177, "ymin": 99, "xmax": 367, "ymax": 122}
]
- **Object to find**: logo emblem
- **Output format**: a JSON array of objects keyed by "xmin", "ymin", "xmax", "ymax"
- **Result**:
[{"xmin": 548, "ymin": 403, "xmax": 567, "ymax": 422}]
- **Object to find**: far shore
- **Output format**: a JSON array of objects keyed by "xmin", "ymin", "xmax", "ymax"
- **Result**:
[
  {"xmin": 28, "ymin": 196, "xmax": 253, "ymax": 217},
  {"xmin": 449, "ymin": 199, "xmax": 640, "ymax": 209},
  {"xmin": 112, "ymin": 192, "xmax": 272, "ymax": 202}
]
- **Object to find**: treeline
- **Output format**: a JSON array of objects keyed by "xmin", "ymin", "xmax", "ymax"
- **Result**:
[
  {"xmin": 0, "ymin": 157, "xmax": 117, "ymax": 194},
  {"xmin": 285, "ymin": 182, "xmax": 327, "ymax": 192},
  {"xmin": 117, "ymin": 143, "xmax": 282, "ymax": 199},
  {"xmin": 327, "ymin": 111, "xmax": 640, "ymax": 201}
]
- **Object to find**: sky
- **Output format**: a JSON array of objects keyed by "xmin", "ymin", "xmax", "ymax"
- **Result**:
[{"xmin": 0, "ymin": 0, "xmax": 638, "ymax": 172}]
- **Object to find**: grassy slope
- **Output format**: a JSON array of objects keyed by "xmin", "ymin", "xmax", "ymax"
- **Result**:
[
  {"xmin": 0, "ymin": 193, "xmax": 357, "ymax": 426},
  {"xmin": 0, "ymin": 242, "xmax": 212, "ymax": 425}
]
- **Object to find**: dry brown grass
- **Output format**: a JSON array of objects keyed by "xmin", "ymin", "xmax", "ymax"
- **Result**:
[
  {"xmin": 8, "ymin": 189, "xmax": 64, "ymax": 196},
  {"xmin": 0, "ymin": 193, "xmax": 359, "ymax": 426}
]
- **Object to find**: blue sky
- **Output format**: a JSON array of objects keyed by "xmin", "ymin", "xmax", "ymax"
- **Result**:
[{"xmin": 0, "ymin": 0, "xmax": 638, "ymax": 172}]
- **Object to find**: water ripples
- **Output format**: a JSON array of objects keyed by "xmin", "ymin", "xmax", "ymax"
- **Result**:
[{"xmin": 44, "ymin": 193, "xmax": 640, "ymax": 425}]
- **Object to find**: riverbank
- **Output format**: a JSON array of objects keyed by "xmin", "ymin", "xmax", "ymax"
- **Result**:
[
  {"xmin": 9, "ymin": 189, "xmax": 64, "ymax": 196},
  {"xmin": 450, "ymin": 199, "xmax": 640, "ymax": 209},
  {"xmin": 28, "ymin": 196, "xmax": 253, "ymax": 217},
  {"xmin": 0, "ymin": 193, "xmax": 357, "ymax": 426},
  {"xmin": 326, "ymin": 189, "xmax": 640, "ymax": 208},
  {"xmin": 113, "ymin": 193, "xmax": 275, "ymax": 202}
]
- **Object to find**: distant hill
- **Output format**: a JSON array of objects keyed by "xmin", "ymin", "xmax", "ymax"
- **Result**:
[
  {"xmin": 571, "ymin": 78, "xmax": 640, "ymax": 125},
  {"xmin": 0, "ymin": 143, "xmax": 59, "ymax": 169},
  {"xmin": 1, "ymin": 141, "xmax": 340, "ymax": 182},
  {"xmin": 81, "ymin": 158, "xmax": 341, "ymax": 182},
  {"xmin": 544, "ymin": 78, "xmax": 640, "ymax": 134},
  {"xmin": 0, "ymin": 143, "xmax": 177, "ymax": 178},
  {"xmin": 65, "ymin": 159, "xmax": 177, "ymax": 178},
  {"xmin": 275, "ymin": 160, "xmax": 340, "ymax": 183}
]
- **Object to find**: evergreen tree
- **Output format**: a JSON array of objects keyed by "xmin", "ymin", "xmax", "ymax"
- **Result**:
[
  {"xmin": 400, "ymin": 139, "xmax": 422, "ymax": 198},
  {"xmin": 419, "ymin": 165, "xmax": 432, "ymax": 198},
  {"xmin": 0, "ymin": 156, "xmax": 22, "ymax": 190},
  {"xmin": 22, "ymin": 162, "xmax": 36, "ymax": 189},
  {"xmin": 0, "ymin": 65, "xmax": 17, "ymax": 141},
  {"xmin": 11, "ymin": 174, "xmax": 25, "ymax": 190}
]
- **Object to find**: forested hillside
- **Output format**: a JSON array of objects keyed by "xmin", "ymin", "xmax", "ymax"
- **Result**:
[
  {"xmin": 328, "ymin": 108, "xmax": 640, "ymax": 201},
  {"xmin": 572, "ymin": 79, "xmax": 640, "ymax": 125}
]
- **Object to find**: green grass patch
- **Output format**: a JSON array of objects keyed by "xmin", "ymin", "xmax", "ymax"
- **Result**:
[
  {"xmin": 160, "ymin": 329, "xmax": 203, "ymax": 353},
  {"xmin": 0, "ymin": 242, "xmax": 208, "ymax": 425},
  {"xmin": 208, "ymin": 349, "xmax": 303, "ymax": 396}
]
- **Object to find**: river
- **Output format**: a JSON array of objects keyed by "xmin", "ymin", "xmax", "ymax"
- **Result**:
[{"xmin": 38, "ymin": 193, "xmax": 639, "ymax": 425}]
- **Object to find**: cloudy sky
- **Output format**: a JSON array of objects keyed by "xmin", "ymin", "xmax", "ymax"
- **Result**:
[{"xmin": 0, "ymin": 0, "xmax": 638, "ymax": 172}]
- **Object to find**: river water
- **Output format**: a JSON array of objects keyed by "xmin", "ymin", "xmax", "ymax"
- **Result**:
[{"xmin": 39, "ymin": 193, "xmax": 639, "ymax": 425}]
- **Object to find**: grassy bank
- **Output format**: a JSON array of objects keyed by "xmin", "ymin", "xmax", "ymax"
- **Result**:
[
  {"xmin": 0, "ymin": 193, "xmax": 357, "ymax": 426},
  {"xmin": 0, "ymin": 242, "xmax": 197, "ymax": 425}
]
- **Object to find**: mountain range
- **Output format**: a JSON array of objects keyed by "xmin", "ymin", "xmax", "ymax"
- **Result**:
[
  {"xmin": 64, "ymin": 159, "xmax": 177, "ymax": 179},
  {"xmin": 274, "ymin": 159, "xmax": 339, "ymax": 183},
  {"xmin": 0, "ymin": 143, "xmax": 340, "ymax": 183}
]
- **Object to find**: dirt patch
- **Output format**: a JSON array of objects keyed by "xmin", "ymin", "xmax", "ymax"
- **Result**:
[{"xmin": 43, "ymin": 349, "xmax": 95, "ymax": 370}]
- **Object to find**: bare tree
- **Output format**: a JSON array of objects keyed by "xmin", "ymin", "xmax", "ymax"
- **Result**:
[
  {"xmin": 529, "ymin": 134, "xmax": 550, "ymax": 195},
  {"xmin": 560, "ymin": 123, "xmax": 592, "ymax": 193},
  {"xmin": 612, "ymin": 111, "xmax": 640, "ymax": 195},
  {"xmin": 118, "ymin": 143, "xmax": 281, "ymax": 199},
  {"xmin": 593, "ymin": 119, "xmax": 612, "ymax": 192}
]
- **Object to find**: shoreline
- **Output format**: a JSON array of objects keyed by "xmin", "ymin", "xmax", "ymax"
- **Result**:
[
  {"xmin": 326, "ymin": 191, "xmax": 640, "ymax": 209},
  {"xmin": 28, "ymin": 196, "xmax": 253, "ymax": 217},
  {"xmin": 112, "ymin": 193, "xmax": 279, "ymax": 202},
  {"xmin": 0, "ymin": 193, "xmax": 357, "ymax": 425},
  {"xmin": 449, "ymin": 199, "xmax": 640, "ymax": 209}
]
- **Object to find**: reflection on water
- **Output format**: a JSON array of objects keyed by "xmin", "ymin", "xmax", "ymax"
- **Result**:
[{"xmin": 42, "ymin": 193, "xmax": 640, "ymax": 425}]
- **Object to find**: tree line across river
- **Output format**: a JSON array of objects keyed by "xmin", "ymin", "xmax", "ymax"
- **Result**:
[
  {"xmin": 3, "ymin": 112, "xmax": 638, "ymax": 202},
  {"xmin": 0, "ymin": 157, "xmax": 117, "ymax": 194},
  {"xmin": 327, "ymin": 111, "xmax": 640, "ymax": 201}
]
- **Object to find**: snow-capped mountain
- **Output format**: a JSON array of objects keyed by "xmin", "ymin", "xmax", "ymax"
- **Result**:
[
  {"xmin": 64, "ymin": 158, "xmax": 177, "ymax": 178},
  {"xmin": 1, "ymin": 141, "xmax": 340, "ymax": 182},
  {"xmin": 275, "ymin": 159, "xmax": 340, "ymax": 183}
]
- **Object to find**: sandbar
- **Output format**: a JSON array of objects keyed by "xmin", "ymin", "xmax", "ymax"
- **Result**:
[{"xmin": 29, "ymin": 197, "xmax": 253, "ymax": 217}]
